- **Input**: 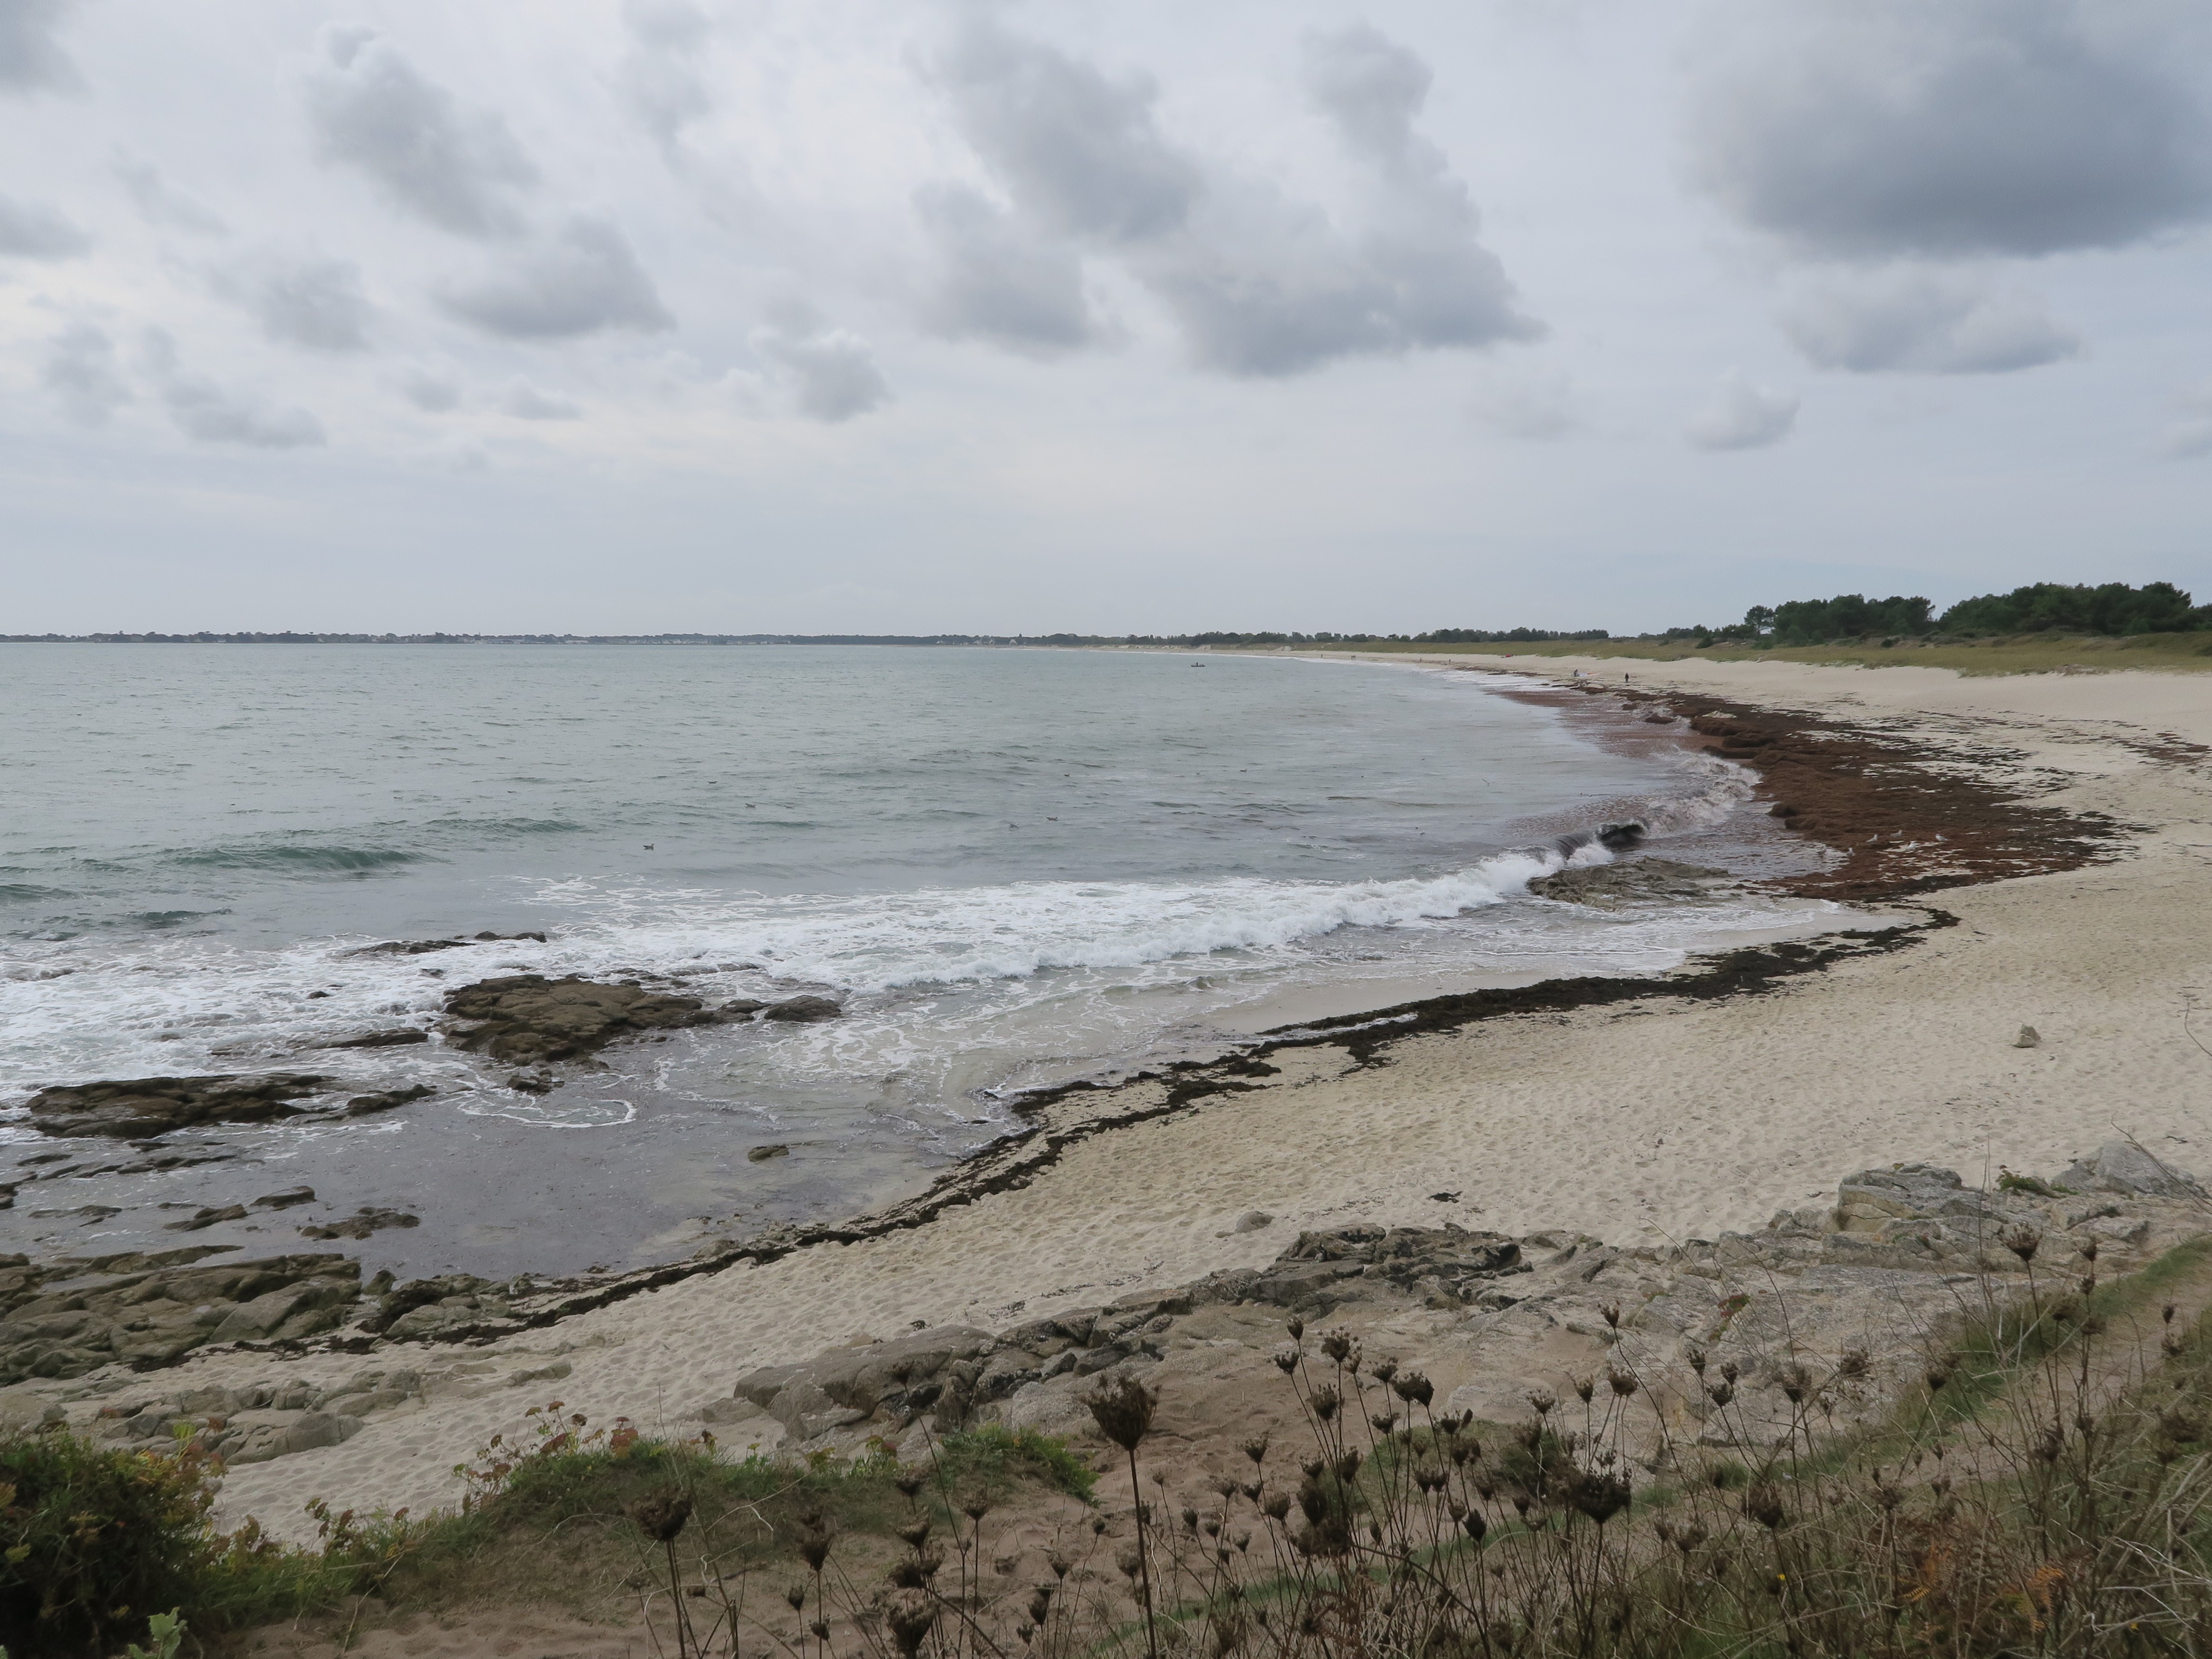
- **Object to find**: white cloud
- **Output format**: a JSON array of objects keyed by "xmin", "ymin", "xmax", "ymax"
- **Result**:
[
  {"xmin": 304, "ymin": 26, "xmax": 538, "ymax": 238},
  {"xmin": 2161, "ymin": 384, "xmax": 2212, "ymax": 458},
  {"xmin": 437, "ymin": 215, "xmax": 673, "ymax": 339},
  {"xmin": 752, "ymin": 302, "xmax": 891, "ymax": 423},
  {"xmin": 41, "ymin": 321, "xmax": 129, "ymax": 425},
  {"xmin": 503, "ymin": 381, "xmax": 581, "ymax": 420},
  {"xmin": 213, "ymin": 255, "xmax": 376, "ymax": 352},
  {"xmin": 0, "ymin": 190, "xmax": 88, "ymax": 256},
  {"xmin": 614, "ymin": 0, "xmax": 715, "ymax": 148},
  {"xmin": 1687, "ymin": 0, "xmax": 2212, "ymax": 259},
  {"xmin": 0, "ymin": 0, "xmax": 79, "ymax": 95},
  {"xmin": 113, "ymin": 156, "xmax": 227, "ymax": 235},
  {"xmin": 1686, "ymin": 371, "xmax": 1798, "ymax": 450},
  {"xmin": 142, "ymin": 329, "xmax": 326, "ymax": 449},
  {"xmin": 925, "ymin": 18, "xmax": 1538, "ymax": 376},
  {"xmin": 1779, "ymin": 269, "xmax": 2081, "ymax": 374}
]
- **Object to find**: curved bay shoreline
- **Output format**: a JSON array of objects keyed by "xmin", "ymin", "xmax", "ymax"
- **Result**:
[{"xmin": 6, "ymin": 656, "xmax": 2211, "ymax": 1546}]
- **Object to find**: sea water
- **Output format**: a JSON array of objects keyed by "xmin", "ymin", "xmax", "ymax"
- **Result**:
[{"xmin": 0, "ymin": 645, "xmax": 1824, "ymax": 1276}]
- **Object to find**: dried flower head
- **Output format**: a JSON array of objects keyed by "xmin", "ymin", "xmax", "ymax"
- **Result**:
[
  {"xmin": 1086, "ymin": 1374, "xmax": 1159, "ymax": 1451},
  {"xmin": 1309, "ymin": 1385, "xmax": 1340, "ymax": 1423},
  {"xmin": 1607, "ymin": 1369, "xmax": 1639, "ymax": 1398},
  {"xmin": 1320, "ymin": 1330, "xmax": 1353, "ymax": 1363},
  {"xmin": 1527, "ymin": 1389, "xmax": 1556, "ymax": 1417},
  {"xmin": 2003, "ymin": 1225, "xmax": 2042, "ymax": 1264},
  {"xmin": 887, "ymin": 1597, "xmax": 938, "ymax": 1657},
  {"xmin": 1572, "ymin": 1375, "xmax": 1595, "ymax": 1404},
  {"xmin": 1391, "ymin": 1370, "xmax": 1434, "ymax": 1407},
  {"xmin": 1272, "ymin": 1346, "xmax": 1299, "ymax": 1376},
  {"xmin": 1241, "ymin": 1433, "xmax": 1270, "ymax": 1466},
  {"xmin": 625, "ymin": 1487, "xmax": 693, "ymax": 1544},
  {"xmin": 1743, "ymin": 1486, "xmax": 1786, "ymax": 1531},
  {"xmin": 1685, "ymin": 1345, "xmax": 1708, "ymax": 1376},
  {"xmin": 1285, "ymin": 1317, "xmax": 1305, "ymax": 1340},
  {"xmin": 1370, "ymin": 1357, "xmax": 1399, "ymax": 1384},
  {"xmin": 898, "ymin": 1518, "xmax": 932, "ymax": 1548},
  {"xmin": 1600, "ymin": 1303, "xmax": 1621, "ymax": 1330},
  {"xmin": 1567, "ymin": 1470, "xmax": 1630, "ymax": 1526},
  {"xmin": 785, "ymin": 1582, "xmax": 809, "ymax": 1612}
]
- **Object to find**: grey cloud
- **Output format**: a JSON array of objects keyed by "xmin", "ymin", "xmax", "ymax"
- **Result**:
[
  {"xmin": 1301, "ymin": 25, "xmax": 1432, "ymax": 169},
  {"xmin": 114, "ymin": 157, "xmax": 227, "ymax": 235},
  {"xmin": 41, "ymin": 321, "xmax": 129, "ymax": 424},
  {"xmin": 142, "ymin": 331, "xmax": 325, "ymax": 449},
  {"xmin": 438, "ymin": 216, "xmax": 672, "ymax": 338},
  {"xmin": 0, "ymin": 0, "xmax": 79, "ymax": 95},
  {"xmin": 503, "ymin": 381, "xmax": 581, "ymax": 420},
  {"xmin": 616, "ymin": 0, "xmax": 714, "ymax": 147},
  {"xmin": 1687, "ymin": 0, "xmax": 2212, "ymax": 259},
  {"xmin": 928, "ymin": 21, "xmax": 1537, "ymax": 377},
  {"xmin": 305, "ymin": 27, "xmax": 538, "ymax": 237},
  {"xmin": 396, "ymin": 364, "xmax": 460, "ymax": 411},
  {"xmin": 1686, "ymin": 371, "xmax": 1798, "ymax": 450},
  {"xmin": 1779, "ymin": 269, "xmax": 2081, "ymax": 374},
  {"xmin": 932, "ymin": 18, "xmax": 1196, "ymax": 244},
  {"xmin": 219, "ymin": 256, "xmax": 375, "ymax": 352},
  {"xmin": 914, "ymin": 185, "xmax": 1099, "ymax": 355},
  {"xmin": 0, "ymin": 190, "xmax": 87, "ymax": 256},
  {"xmin": 753, "ymin": 303, "xmax": 890, "ymax": 423}
]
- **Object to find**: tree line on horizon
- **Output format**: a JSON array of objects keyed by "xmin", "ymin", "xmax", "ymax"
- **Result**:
[
  {"xmin": 1667, "ymin": 580, "xmax": 2212, "ymax": 646},
  {"xmin": 5, "ymin": 582, "xmax": 2205, "ymax": 649}
]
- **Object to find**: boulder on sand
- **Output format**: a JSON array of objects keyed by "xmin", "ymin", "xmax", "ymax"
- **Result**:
[
  {"xmin": 763, "ymin": 996, "xmax": 842, "ymax": 1023},
  {"xmin": 2059, "ymin": 1141, "xmax": 2206, "ymax": 1200},
  {"xmin": 731, "ymin": 1324, "xmax": 995, "ymax": 1438}
]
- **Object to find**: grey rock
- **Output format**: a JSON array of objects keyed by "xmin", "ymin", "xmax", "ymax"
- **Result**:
[
  {"xmin": 1834, "ymin": 1165, "xmax": 2005, "ymax": 1232},
  {"xmin": 2014, "ymin": 1025, "xmax": 2041, "ymax": 1049},
  {"xmin": 731, "ymin": 1324, "xmax": 994, "ymax": 1437},
  {"xmin": 747, "ymin": 1144, "xmax": 791, "ymax": 1162},
  {"xmin": 252, "ymin": 1187, "xmax": 317, "ymax": 1210},
  {"xmin": 2058, "ymin": 1142, "xmax": 2206, "ymax": 1201},
  {"xmin": 1233, "ymin": 1211, "xmax": 1274, "ymax": 1233},
  {"xmin": 298, "ymin": 1207, "xmax": 420, "ymax": 1241}
]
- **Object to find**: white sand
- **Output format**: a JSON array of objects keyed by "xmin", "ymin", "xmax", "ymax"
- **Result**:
[{"xmin": 171, "ymin": 658, "xmax": 2212, "ymax": 1537}]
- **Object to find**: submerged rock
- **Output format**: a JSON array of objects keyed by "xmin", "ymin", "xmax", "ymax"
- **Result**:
[
  {"xmin": 763, "ymin": 995, "xmax": 842, "ymax": 1023},
  {"xmin": 317, "ymin": 1029, "xmax": 431, "ymax": 1049},
  {"xmin": 343, "ymin": 1084, "xmax": 436, "ymax": 1118},
  {"xmin": 298, "ymin": 1208, "xmax": 420, "ymax": 1242},
  {"xmin": 441, "ymin": 974, "xmax": 732, "ymax": 1063},
  {"xmin": 25, "ymin": 1074, "xmax": 331, "ymax": 1139},
  {"xmin": 1527, "ymin": 859, "xmax": 1729, "ymax": 910}
]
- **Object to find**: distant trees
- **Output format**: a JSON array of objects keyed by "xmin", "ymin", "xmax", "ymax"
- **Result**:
[
  {"xmin": 1666, "ymin": 581, "xmax": 2209, "ymax": 646},
  {"xmin": 1416, "ymin": 627, "xmax": 1611, "ymax": 644},
  {"xmin": 1936, "ymin": 581, "xmax": 2210, "ymax": 637}
]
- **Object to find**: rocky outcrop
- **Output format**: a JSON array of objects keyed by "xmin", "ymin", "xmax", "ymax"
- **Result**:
[
  {"xmin": 732, "ymin": 1324, "xmax": 998, "ymax": 1438},
  {"xmin": 441, "ymin": 974, "xmax": 742, "ymax": 1064},
  {"xmin": 26, "ymin": 1074, "xmax": 332, "ymax": 1139},
  {"xmin": 0, "ymin": 1250, "xmax": 361, "ymax": 1384},
  {"xmin": 2060, "ymin": 1140, "xmax": 2208, "ymax": 1201},
  {"xmin": 710, "ymin": 1148, "xmax": 2205, "ymax": 1461}
]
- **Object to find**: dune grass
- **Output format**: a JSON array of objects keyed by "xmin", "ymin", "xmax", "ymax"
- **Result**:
[{"xmin": 1298, "ymin": 632, "xmax": 2212, "ymax": 677}]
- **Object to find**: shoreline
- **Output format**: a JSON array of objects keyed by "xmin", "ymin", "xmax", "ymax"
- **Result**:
[{"xmin": 9, "ymin": 654, "xmax": 2212, "ymax": 1542}]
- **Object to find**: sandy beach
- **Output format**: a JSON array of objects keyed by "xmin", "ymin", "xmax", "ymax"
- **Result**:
[{"xmin": 36, "ymin": 653, "xmax": 2174, "ymax": 1544}]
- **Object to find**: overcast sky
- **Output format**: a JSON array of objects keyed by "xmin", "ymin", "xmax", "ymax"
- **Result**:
[{"xmin": 4, "ymin": 0, "xmax": 2211, "ymax": 634}]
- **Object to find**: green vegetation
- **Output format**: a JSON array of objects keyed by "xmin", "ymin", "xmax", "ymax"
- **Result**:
[{"xmin": 0, "ymin": 1400, "xmax": 1093, "ymax": 1656}]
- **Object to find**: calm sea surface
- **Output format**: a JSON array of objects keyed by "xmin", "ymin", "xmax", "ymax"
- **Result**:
[{"xmin": 0, "ymin": 645, "xmax": 1821, "ymax": 1276}]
